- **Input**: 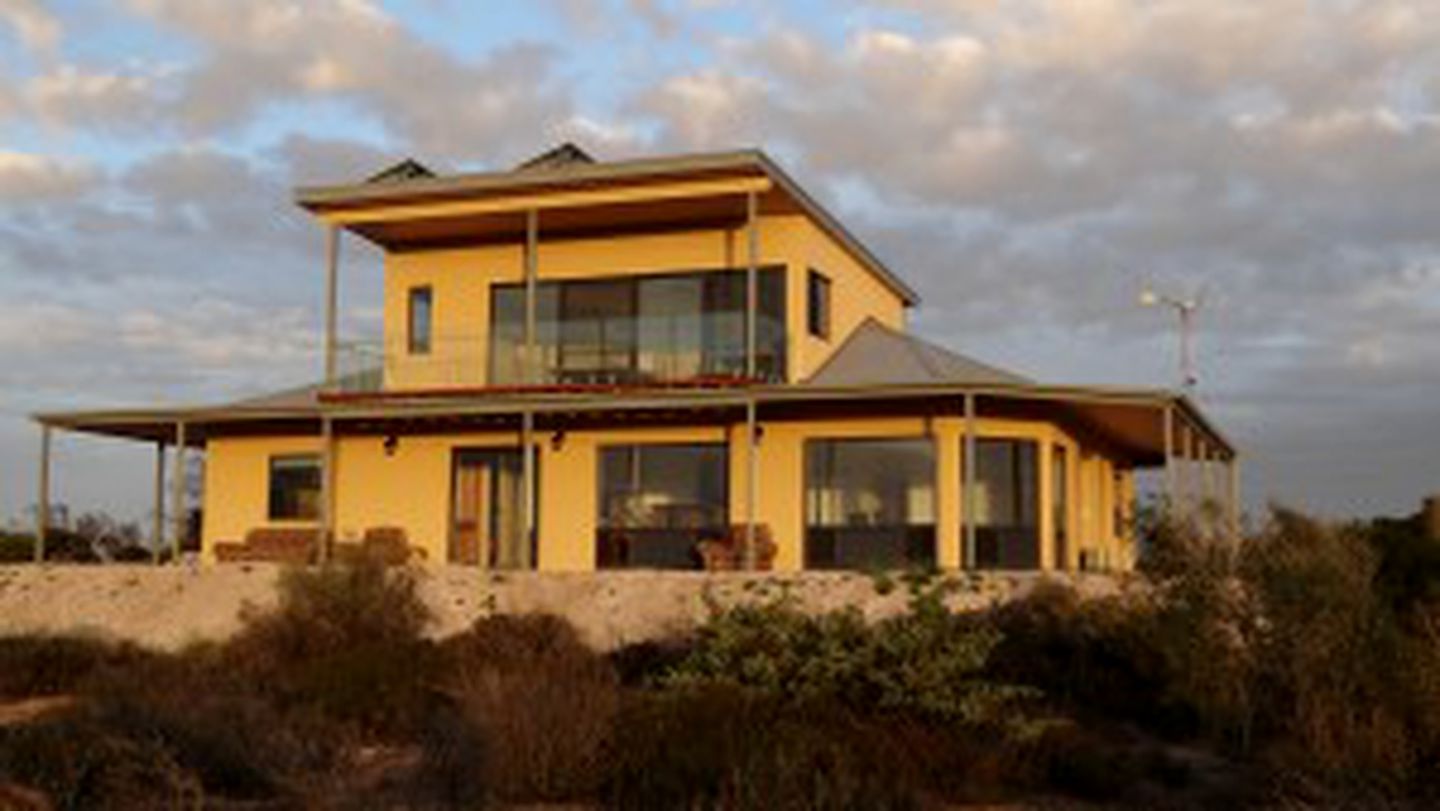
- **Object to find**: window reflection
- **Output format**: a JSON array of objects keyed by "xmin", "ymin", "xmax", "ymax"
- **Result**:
[
  {"xmin": 490, "ymin": 268, "xmax": 786, "ymax": 386},
  {"xmin": 805, "ymin": 438, "xmax": 936, "ymax": 569},
  {"xmin": 597, "ymin": 443, "xmax": 729, "ymax": 569},
  {"xmin": 973, "ymin": 438, "xmax": 1040, "ymax": 569}
]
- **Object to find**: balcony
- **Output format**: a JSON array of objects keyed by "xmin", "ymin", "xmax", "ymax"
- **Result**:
[{"xmin": 332, "ymin": 331, "xmax": 786, "ymax": 395}]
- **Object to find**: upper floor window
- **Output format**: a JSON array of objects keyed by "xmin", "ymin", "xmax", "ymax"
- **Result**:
[
  {"xmin": 268, "ymin": 455, "xmax": 320, "ymax": 521},
  {"xmin": 490, "ymin": 267, "xmax": 786, "ymax": 386},
  {"xmin": 807, "ymin": 269, "xmax": 831, "ymax": 339},
  {"xmin": 407, "ymin": 286, "xmax": 433, "ymax": 355}
]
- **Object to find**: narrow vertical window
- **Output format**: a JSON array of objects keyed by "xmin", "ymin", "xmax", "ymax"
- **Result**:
[
  {"xmin": 408, "ymin": 286, "xmax": 432, "ymax": 355},
  {"xmin": 807, "ymin": 269, "xmax": 831, "ymax": 339}
]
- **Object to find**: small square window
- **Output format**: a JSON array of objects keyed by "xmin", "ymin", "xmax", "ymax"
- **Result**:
[
  {"xmin": 268, "ymin": 455, "xmax": 321, "ymax": 521},
  {"xmin": 807, "ymin": 269, "xmax": 831, "ymax": 339},
  {"xmin": 408, "ymin": 286, "xmax": 433, "ymax": 354}
]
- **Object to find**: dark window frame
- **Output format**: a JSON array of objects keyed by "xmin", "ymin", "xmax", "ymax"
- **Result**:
[
  {"xmin": 407, "ymin": 285, "xmax": 433, "ymax": 355},
  {"xmin": 595, "ymin": 441, "xmax": 731, "ymax": 570},
  {"xmin": 807, "ymin": 268, "xmax": 831, "ymax": 339},
  {"xmin": 971, "ymin": 438, "xmax": 1041, "ymax": 570},
  {"xmin": 267, "ymin": 454, "xmax": 321, "ymax": 522},
  {"xmin": 803, "ymin": 436, "xmax": 937, "ymax": 570},
  {"xmin": 488, "ymin": 265, "xmax": 788, "ymax": 385}
]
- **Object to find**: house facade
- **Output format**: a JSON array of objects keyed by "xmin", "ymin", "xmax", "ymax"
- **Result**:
[{"xmin": 34, "ymin": 145, "xmax": 1237, "ymax": 572}]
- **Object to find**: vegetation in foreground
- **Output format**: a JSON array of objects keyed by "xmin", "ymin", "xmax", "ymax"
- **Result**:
[{"xmin": 1, "ymin": 506, "xmax": 1439, "ymax": 809}]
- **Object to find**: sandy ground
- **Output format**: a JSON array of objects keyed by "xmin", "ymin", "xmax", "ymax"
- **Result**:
[{"xmin": 0, "ymin": 564, "xmax": 1126, "ymax": 651}]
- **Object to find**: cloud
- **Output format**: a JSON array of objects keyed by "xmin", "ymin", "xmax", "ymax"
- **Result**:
[
  {"xmin": 0, "ymin": 150, "xmax": 97, "ymax": 201},
  {"xmin": 0, "ymin": 0, "xmax": 60, "ymax": 55},
  {"xmin": 116, "ymin": 0, "xmax": 574, "ymax": 163}
]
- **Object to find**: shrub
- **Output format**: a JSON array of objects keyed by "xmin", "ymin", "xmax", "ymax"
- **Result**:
[
  {"xmin": 608, "ymin": 685, "xmax": 926, "ymax": 811},
  {"xmin": 0, "ymin": 717, "xmax": 203, "ymax": 810},
  {"xmin": 0, "ymin": 634, "xmax": 153, "ymax": 700},
  {"xmin": 663, "ymin": 594, "xmax": 1030, "ymax": 729},
  {"xmin": 82, "ymin": 653, "xmax": 346, "ymax": 801},
  {"xmin": 431, "ymin": 613, "xmax": 619, "ymax": 803},
  {"xmin": 223, "ymin": 559, "xmax": 437, "ymax": 737}
]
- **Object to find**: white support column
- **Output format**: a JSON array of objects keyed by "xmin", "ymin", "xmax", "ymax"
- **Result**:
[
  {"xmin": 963, "ymin": 393, "xmax": 978, "ymax": 569},
  {"xmin": 319, "ymin": 415, "xmax": 334, "ymax": 565},
  {"xmin": 1181, "ymin": 422, "xmax": 1196, "ymax": 523},
  {"xmin": 743, "ymin": 398, "xmax": 758, "ymax": 570},
  {"xmin": 152, "ymin": 442, "xmax": 166, "ymax": 563},
  {"xmin": 323, "ymin": 224, "xmax": 340, "ymax": 387},
  {"xmin": 745, "ymin": 190, "xmax": 759, "ymax": 380},
  {"xmin": 170, "ymin": 422, "xmax": 187, "ymax": 562},
  {"xmin": 35, "ymin": 424, "xmax": 51, "ymax": 563}
]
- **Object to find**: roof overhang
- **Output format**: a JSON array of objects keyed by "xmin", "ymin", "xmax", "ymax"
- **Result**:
[
  {"xmin": 294, "ymin": 149, "xmax": 921, "ymax": 307},
  {"xmin": 35, "ymin": 382, "xmax": 1232, "ymax": 466}
]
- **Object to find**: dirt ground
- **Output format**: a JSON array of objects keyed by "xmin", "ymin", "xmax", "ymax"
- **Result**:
[{"xmin": 0, "ymin": 564, "xmax": 1126, "ymax": 651}]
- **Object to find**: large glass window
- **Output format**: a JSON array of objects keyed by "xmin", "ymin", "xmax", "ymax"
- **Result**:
[
  {"xmin": 805, "ymin": 438, "xmax": 936, "ymax": 569},
  {"xmin": 973, "ymin": 439, "xmax": 1040, "ymax": 569},
  {"xmin": 597, "ymin": 443, "xmax": 729, "ymax": 569},
  {"xmin": 268, "ymin": 455, "xmax": 320, "ymax": 521},
  {"xmin": 490, "ymin": 268, "xmax": 786, "ymax": 386}
]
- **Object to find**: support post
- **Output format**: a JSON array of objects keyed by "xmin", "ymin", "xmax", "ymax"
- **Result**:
[
  {"xmin": 743, "ymin": 398, "xmax": 758, "ymax": 570},
  {"xmin": 35, "ymin": 424, "xmax": 51, "ymax": 563},
  {"xmin": 1227, "ymin": 455, "xmax": 1242, "ymax": 545},
  {"xmin": 323, "ymin": 224, "xmax": 340, "ymax": 387},
  {"xmin": 152, "ymin": 442, "xmax": 166, "ymax": 563},
  {"xmin": 170, "ymin": 422, "xmax": 187, "ymax": 563},
  {"xmin": 319, "ymin": 416, "xmax": 334, "ymax": 565},
  {"xmin": 1162, "ymin": 403, "xmax": 1176, "ymax": 513},
  {"xmin": 745, "ymin": 190, "xmax": 758, "ymax": 380},
  {"xmin": 521, "ymin": 410, "xmax": 535, "ymax": 571},
  {"xmin": 1181, "ymin": 422, "xmax": 1196, "ymax": 523},
  {"xmin": 524, "ymin": 209, "xmax": 539, "ymax": 384},
  {"xmin": 963, "ymin": 393, "xmax": 978, "ymax": 569}
]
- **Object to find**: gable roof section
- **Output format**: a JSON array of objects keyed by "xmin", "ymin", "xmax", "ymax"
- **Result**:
[
  {"xmin": 295, "ymin": 147, "xmax": 921, "ymax": 307},
  {"xmin": 515, "ymin": 142, "xmax": 595, "ymax": 171},
  {"xmin": 804, "ymin": 319, "xmax": 1029, "ymax": 388},
  {"xmin": 364, "ymin": 158, "xmax": 435, "ymax": 185}
]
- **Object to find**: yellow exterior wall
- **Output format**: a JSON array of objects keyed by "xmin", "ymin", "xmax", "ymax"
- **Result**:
[
  {"xmin": 202, "ymin": 415, "xmax": 1139, "ymax": 573},
  {"xmin": 379, "ymin": 214, "xmax": 907, "ymax": 390},
  {"xmin": 793, "ymin": 218, "xmax": 907, "ymax": 378}
]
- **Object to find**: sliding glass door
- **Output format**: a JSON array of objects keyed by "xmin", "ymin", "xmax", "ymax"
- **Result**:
[{"xmin": 490, "ymin": 268, "xmax": 787, "ymax": 386}]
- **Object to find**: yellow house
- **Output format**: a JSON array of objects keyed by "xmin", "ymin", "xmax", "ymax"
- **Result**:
[{"xmin": 34, "ymin": 144, "xmax": 1236, "ymax": 572}]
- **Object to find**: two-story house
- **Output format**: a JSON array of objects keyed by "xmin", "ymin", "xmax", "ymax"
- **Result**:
[{"xmin": 33, "ymin": 144, "xmax": 1237, "ymax": 571}]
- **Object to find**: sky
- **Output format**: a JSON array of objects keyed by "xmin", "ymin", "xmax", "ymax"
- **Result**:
[{"xmin": 1, "ymin": 0, "xmax": 1438, "ymax": 526}]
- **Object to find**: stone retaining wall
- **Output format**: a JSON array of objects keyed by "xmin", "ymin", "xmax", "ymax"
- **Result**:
[{"xmin": 0, "ymin": 564, "xmax": 1128, "ymax": 651}]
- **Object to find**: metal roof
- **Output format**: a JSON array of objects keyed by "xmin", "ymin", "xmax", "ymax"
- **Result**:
[
  {"xmin": 804, "ymin": 319, "xmax": 1028, "ymax": 388},
  {"xmin": 294, "ymin": 147, "xmax": 922, "ymax": 307}
]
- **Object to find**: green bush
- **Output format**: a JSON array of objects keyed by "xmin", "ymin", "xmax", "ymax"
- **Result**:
[{"xmin": 663, "ymin": 594, "xmax": 1031, "ymax": 729}]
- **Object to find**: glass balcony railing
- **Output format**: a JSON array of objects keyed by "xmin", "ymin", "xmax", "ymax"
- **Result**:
[{"xmin": 331, "ymin": 332, "xmax": 787, "ymax": 395}]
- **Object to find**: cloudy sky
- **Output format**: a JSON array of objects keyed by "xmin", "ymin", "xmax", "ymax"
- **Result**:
[{"xmin": 1, "ymin": 0, "xmax": 1438, "ymax": 525}]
